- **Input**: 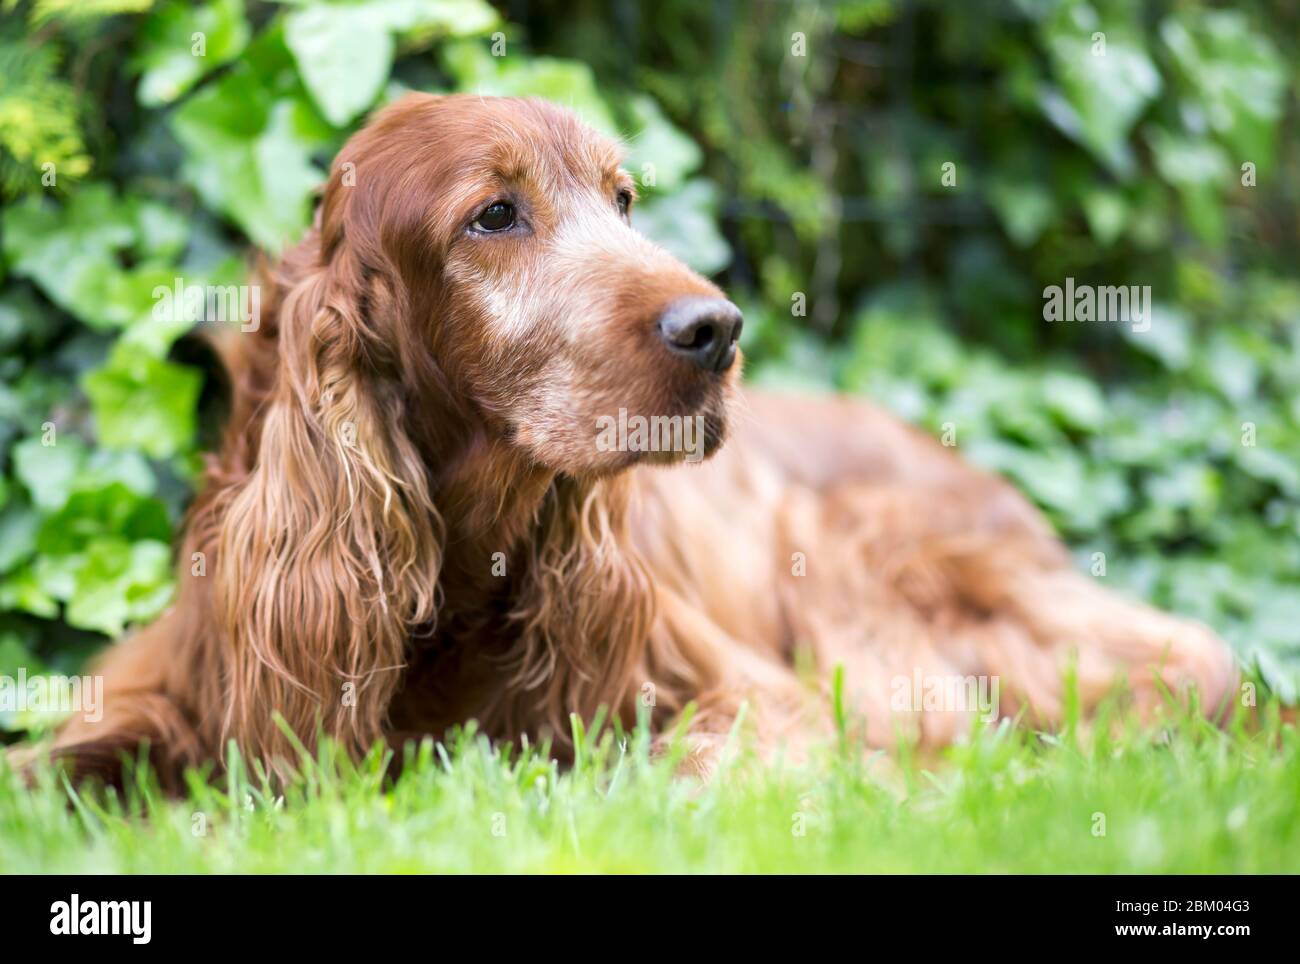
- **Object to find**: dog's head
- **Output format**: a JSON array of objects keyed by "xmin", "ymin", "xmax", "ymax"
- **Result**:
[{"xmin": 315, "ymin": 92, "xmax": 741, "ymax": 475}]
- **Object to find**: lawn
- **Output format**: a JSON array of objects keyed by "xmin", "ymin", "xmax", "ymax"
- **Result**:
[{"xmin": 3, "ymin": 695, "xmax": 1297, "ymax": 874}]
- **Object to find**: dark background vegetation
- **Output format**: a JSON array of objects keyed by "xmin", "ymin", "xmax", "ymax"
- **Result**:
[{"xmin": 1, "ymin": 0, "xmax": 1297, "ymax": 736}]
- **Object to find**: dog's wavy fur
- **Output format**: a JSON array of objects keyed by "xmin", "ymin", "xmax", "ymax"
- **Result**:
[{"xmin": 29, "ymin": 94, "xmax": 1237, "ymax": 787}]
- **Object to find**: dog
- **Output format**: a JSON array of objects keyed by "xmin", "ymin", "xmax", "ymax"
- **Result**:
[{"xmin": 31, "ymin": 93, "xmax": 1236, "ymax": 787}]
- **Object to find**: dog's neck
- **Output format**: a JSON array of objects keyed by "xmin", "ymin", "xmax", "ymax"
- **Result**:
[
  {"xmin": 415, "ymin": 430, "xmax": 656, "ymax": 738},
  {"xmin": 428, "ymin": 431, "xmax": 638, "ymax": 612},
  {"xmin": 431, "ymin": 435, "xmax": 555, "ymax": 615}
]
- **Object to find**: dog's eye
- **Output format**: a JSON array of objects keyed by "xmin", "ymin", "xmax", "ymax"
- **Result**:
[
  {"xmin": 617, "ymin": 191, "xmax": 632, "ymax": 218},
  {"xmin": 474, "ymin": 201, "xmax": 516, "ymax": 232}
]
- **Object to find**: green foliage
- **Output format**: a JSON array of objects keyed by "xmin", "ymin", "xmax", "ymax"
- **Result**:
[
  {"xmin": 82, "ymin": 348, "xmax": 202, "ymax": 458},
  {"xmin": 0, "ymin": 0, "xmax": 1298, "ymax": 734},
  {"xmin": 284, "ymin": 0, "xmax": 499, "ymax": 126},
  {"xmin": 132, "ymin": 0, "xmax": 250, "ymax": 107},
  {"xmin": 168, "ymin": 24, "xmax": 333, "ymax": 252},
  {"xmin": 4, "ymin": 184, "xmax": 188, "ymax": 328},
  {"xmin": 0, "ymin": 36, "xmax": 90, "ymax": 195}
]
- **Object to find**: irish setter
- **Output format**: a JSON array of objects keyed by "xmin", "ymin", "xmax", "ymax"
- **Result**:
[{"xmin": 34, "ymin": 94, "xmax": 1236, "ymax": 787}]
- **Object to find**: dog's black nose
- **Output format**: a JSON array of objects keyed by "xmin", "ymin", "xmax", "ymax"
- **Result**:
[{"xmin": 657, "ymin": 297, "xmax": 743, "ymax": 373}]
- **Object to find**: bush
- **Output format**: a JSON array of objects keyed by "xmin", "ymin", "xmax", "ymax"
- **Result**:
[{"xmin": 1, "ymin": 0, "xmax": 1298, "ymax": 739}]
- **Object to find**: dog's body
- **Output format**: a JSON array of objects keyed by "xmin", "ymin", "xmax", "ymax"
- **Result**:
[{"xmin": 35, "ymin": 95, "xmax": 1235, "ymax": 785}]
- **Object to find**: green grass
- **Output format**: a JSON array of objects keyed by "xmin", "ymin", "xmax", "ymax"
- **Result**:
[{"xmin": 2, "ymin": 699, "xmax": 1298, "ymax": 874}]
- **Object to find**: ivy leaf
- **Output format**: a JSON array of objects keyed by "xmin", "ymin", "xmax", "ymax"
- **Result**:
[
  {"xmin": 174, "ymin": 78, "xmax": 326, "ymax": 251},
  {"xmin": 1147, "ymin": 128, "xmax": 1230, "ymax": 246},
  {"xmin": 0, "ymin": 565, "xmax": 58, "ymax": 621},
  {"xmin": 2, "ymin": 186, "xmax": 135, "ymax": 326},
  {"xmin": 1, "ymin": 186, "xmax": 190, "ymax": 331},
  {"xmin": 1038, "ymin": 22, "xmax": 1160, "ymax": 176},
  {"xmin": 1160, "ymin": 12, "xmax": 1285, "ymax": 164},
  {"xmin": 0, "ymin": 503, "xmax": 39, "ymax": 573},
  {"xmin": 967, "ymin": 439, "xmax": 1087, "ymax": 516},
  {"xmin": 987, "ymin": 179, "xmax": 1056, "ymax": 247},
  {"xmin": 78, "ymin": 449, "xmax": 158, "ymax": 499},
  {"xmin": 1041, "ymin": 372, "xmax": 1106, "ymax": 434},
  {"xmin": 286, "ymin": 0, "xmax": 500, "ymax": 127},
  {"xmin": 0, "ymin": 631, "xmax": 42, "ymax": 679},
  {"xmin": 133, "ymin": 0, "xmax": 251, "ymax": 107},
  {"xmin": 171, "ymin": 29, "xmax": 332, "ymax": 251},
  {"xmin": 11, "ymin": 435, "xmax": 158, "ymax": 524},
  {"xmin": 1234, "ymin": 446, "xmax": 1300, "ymax": 498},
  {"xmin": 382, "ymin": 0, "xmax": 500, "ymax": 39},
  {"xmin": 12, "ymin": 435, "xmax": 89, "ymax": 513},
  {"xmin": 82, "ymin": 347, "xmax": 202, "ymax": 459},
  {"xmin": 119, "ymin": 255, "xmax": 249, "ymax": 359},
  {"xmin": 622, "ymin": 95, "xmax": 701, "ymax": 194},
  {"xmin": 36, "ymin": 484, "xmax": 171, "ymax": 558},
  {"xmin": 28, "ymin": 482, "xmax": 173, "ymax": 632},
  {"xmin": 64, "ymin": 538, "xmax": 174, "ymax": 637},
  {"xmin": 1143, "ymin": 463, "xmax": 1223, "ymax": 532},
  {"xmin": 285, "ymin": 3, "xmax": 395, "ymax": 127},
  {"xmin": 442, "ymin": 41, "xmax": 615, "ymax": 134},
  {"xmin": 633, "ymin": 179, "xmax": 731, "ymax": 275},
  {"xmin": 1080, "ymin": 188, "xmax": 1128, "ymax": 247},
  {"xmin": 1122, "ymin": 305, "xmax": 1193, "ymax": 371},
  {"xmin": 132, "ymin": 199, "xmax": 191, "ymax": 261}
]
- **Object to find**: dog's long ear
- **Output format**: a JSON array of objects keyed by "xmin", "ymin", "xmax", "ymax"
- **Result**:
[{"xmin": 214, "ymin": 162, "xmax": 442, "ymax": 768}]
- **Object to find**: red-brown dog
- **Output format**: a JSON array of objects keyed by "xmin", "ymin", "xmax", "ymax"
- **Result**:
[{"xmin": 35, "ymin": 94, "xmax": 1236, "ymax": 785}]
